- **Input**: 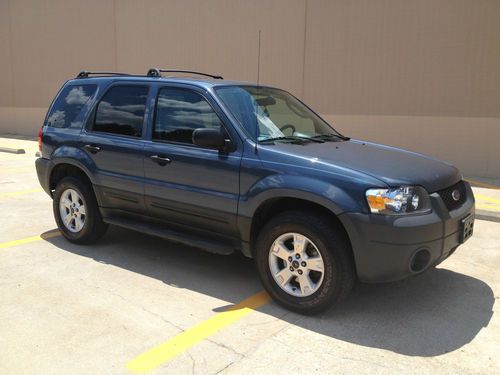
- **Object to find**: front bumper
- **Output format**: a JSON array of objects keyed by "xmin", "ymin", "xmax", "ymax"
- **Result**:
[{"xmin": 339, "ymin": 181, "xmax": 475, "ymax": 283}]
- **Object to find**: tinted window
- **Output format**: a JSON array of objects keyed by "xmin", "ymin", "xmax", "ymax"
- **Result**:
[
  {"xmin": 46, "ymin": 85, "xmax": 97, "ymax": 128},
  {"xmin": 153, "ymin": 88, "xmax": 222, "ymax": 144},
  {"xmin": 93, "ymin": 86, "xmax": 148, "ymax": 137}
]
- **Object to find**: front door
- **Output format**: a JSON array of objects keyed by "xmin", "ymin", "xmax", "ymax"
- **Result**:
[{"xmin": 143, "ymin": 86, "xmax": 241, "ymax": 237}]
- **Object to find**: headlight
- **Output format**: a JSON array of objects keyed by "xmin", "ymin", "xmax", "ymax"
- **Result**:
[{"xmin": 365, "ymin": 186, "xmax": 430, "ymax": 214}]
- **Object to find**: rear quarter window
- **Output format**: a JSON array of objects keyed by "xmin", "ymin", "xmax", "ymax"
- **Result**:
[{"xmin": 46, "ymin": 85, "xmax": 97, "ymax": 128}]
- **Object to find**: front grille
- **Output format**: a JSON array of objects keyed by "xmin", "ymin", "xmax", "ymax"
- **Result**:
[{"xmin": 437, "ymin": 180, "xmax": 466, "ymax": 211}]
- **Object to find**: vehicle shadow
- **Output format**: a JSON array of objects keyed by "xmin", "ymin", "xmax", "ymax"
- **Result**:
[{"xmin": 42, "ymin": 226, "xmax": 494, "ymax": 357}]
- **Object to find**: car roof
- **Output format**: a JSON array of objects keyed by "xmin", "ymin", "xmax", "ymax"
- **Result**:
[{"xmin": 67, "ymin": 75, "xmax": 272, "ymax": 90}]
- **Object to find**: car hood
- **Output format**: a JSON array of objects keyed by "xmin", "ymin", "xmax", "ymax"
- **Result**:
[{"xmin": 262, "ymin": 139, "xmax": 461, "ymax": 192}]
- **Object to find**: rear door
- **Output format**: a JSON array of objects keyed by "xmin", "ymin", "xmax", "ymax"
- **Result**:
[
  {"xmin": 80, "ymin": 83, "xmax": 150, "ymax": 214},
  {"xmin": 143, "ymin": 85, "xmax": 242, "ymax": 237}
]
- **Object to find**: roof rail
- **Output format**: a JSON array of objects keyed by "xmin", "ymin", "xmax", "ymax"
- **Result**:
[
  {"xmin": 76, "ymin": 71, "xmax": 132, "ymax": 79},
  {"xmin": 147, "ymin": 68, "xmax": 223, "ymax": 80}
]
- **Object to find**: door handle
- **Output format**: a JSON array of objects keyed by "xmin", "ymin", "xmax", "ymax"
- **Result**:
[
  {"xmin": 83, "ymin": 144, "xmax": 101, "ymax": 154},
  {"xmin": 150, "ymin": 155, "xmax": 172, "ymax": 166}
]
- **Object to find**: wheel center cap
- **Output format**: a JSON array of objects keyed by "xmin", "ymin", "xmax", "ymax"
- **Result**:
[{"xmin": 292, "ymin": 260, "xmax": 300, "ymax": 268}]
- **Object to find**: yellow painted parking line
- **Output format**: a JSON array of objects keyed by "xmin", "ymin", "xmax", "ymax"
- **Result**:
[
  {"xmin": 466, "ymin": 179, "xmax": 500, "ymax": 190},
  {"xmin": 127, "ymin": 290, "xmax": 270, "ymax": 373},
  {"xmin": 0, "ymin": 188, "xmax": 43, "ymax": 198},
  {"xmin": 475, "ymin": 194, "xmax": 500, "ymax": 206},
  {"xmin": 0, "ymin": 230, "xmax": 60, "ymax": 249}
]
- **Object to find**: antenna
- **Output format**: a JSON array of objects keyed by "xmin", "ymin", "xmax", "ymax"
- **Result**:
[{"xmin": 257, "ymin": 30, "xmax": 261, "ymax": 84}]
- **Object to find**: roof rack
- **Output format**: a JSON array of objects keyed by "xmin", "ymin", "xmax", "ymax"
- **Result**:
[
  {"xmin": 76, "ymin": 69, "xmax": 224, "ymax": 80},
  {"xmin": 76, "ymin": 71, "xmax": 132, "ymax": 79},
  {"xmin": 147, "ymin": 68, "xmax": 223, "ymax": 80}
]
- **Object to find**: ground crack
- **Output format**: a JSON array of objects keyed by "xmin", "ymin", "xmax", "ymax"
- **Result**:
[
  {"xmin": 80, "ymin": 279, "xmax": 184, "ymax": 332},
  {"xmin": 206, "ymin": 338, "xmax": 245, "ymax": 358}
]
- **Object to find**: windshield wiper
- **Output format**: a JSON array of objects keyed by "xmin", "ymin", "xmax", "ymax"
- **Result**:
[
  {"xmin": 259, "ymin": 136, "xmax": 307, "ymax": 143},
  {"xmin": 260, "ymin": 136, "xmax": 324, "ymax": 143},
  {"xmin": 311, "ymin": 133, "xmax": 350, "ymax": 141}
]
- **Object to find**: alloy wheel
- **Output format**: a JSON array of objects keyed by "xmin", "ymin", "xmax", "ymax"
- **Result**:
[
  {"xmin": 58, "ymin": 188, "xmax": 86, "ymax": 233},
  {"xmin": 268, "ymin": 232, "xmax": 325, "ymax": 297}
]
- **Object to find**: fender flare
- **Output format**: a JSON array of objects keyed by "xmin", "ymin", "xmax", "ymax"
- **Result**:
[
  {"xmin": 46, "ymin": 147, "xmax": 103, "ymax": 206},
  {"xmin": 238, "ymin": 174, "xmax": 363, "ymax": 242}
]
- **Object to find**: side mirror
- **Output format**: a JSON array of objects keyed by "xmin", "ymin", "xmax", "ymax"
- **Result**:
[{"xmin": 192, "ymin": 128, "xmax": 229, "ymax": 151}]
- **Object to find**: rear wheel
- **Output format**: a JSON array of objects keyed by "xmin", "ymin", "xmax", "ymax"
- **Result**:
[
  {"xmin": 53, "ymin": 176, "xmax": 108, "ymax": 244},
  {"xmin": 255, "ymin": 211, "xmax": 355, "ymax": 314}
]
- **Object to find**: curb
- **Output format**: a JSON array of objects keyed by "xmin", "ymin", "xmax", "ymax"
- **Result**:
[
  {"xmin": 476, "ymin": 209, "xmax": 500, "ymax": 223},
  {"xmin": 0, "ymin": 147, "xmax": 26, "ymax": 154}
]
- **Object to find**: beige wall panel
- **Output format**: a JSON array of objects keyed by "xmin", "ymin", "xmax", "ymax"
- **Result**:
[
  {"xmin": 0, "ymin": 0, "xmax": 14, "ymax": 107},
  {"xmin": 0, "ymin": 0, "xmax": 499, "ymax": 178},
  {"xmin": 8, "ymin": 0, "xmax": 116, "ymax": 108},
  {"xmin": 115, "ymin": 0, "xmax": 306, "ymax": 95},
  {"xmin": 0, "ymin": 107, "xmax": 47, "ymax": 137},
  {"xmin": 326, "ymin": 114, "xmax": 500, "ymax": 178},
  {"xmin": 304, "ymin": 0, "xmax": 500, "ymax": 117}
]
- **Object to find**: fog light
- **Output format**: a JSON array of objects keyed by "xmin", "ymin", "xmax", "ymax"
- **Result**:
[{"xmin": 410, "ymin": 249, "xmax": 431, "ymax": 272}]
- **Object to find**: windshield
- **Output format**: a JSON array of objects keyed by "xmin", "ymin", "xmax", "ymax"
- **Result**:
[{"xmin": 214, "ymin": 86, "xmax": 344, "ymax": 142}]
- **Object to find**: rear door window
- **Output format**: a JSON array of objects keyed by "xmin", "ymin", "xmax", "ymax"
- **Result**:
[
  {"xmin": 46, "ymin": 85, "xmax": 97, "ymax": 128},
  {"xmin": 92, "ymin": 85, "xmax": 149, "ymax": 137}
]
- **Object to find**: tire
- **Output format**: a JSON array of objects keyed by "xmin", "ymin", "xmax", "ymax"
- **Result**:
[
  {"xmin": 53, "ymin": 176, "xmax": 108, "ymax": 244},
  {"xmin": 255, "ymin": 211, "xmax": 355, "ymax": 315}
]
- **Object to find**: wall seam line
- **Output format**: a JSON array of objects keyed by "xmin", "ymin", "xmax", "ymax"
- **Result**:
[
  {"xmin": 113, "ymin": 0, "xmax": 118, "ymax": 70},
  {"xmin": 300, "ymin": 0, "xmax": 308, "ymax": 100},
  {"xmin": 6, "ymin": 0, "xmax": 15, "ymax": 106}
]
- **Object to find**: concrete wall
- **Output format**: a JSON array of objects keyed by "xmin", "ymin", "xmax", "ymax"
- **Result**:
[{"xmin": 0, "ymin": 0, "xmax": 499, "ymax": 177}]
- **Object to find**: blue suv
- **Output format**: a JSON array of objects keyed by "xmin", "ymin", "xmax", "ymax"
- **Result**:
[{"xmin": 36, "ymin": 69, "xmax": 475, "ymax": 314}]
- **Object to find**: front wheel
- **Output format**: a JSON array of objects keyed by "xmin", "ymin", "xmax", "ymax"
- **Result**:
[
  {"xmin": 255, "ymin": 211, "xmax": 355, "ymax": 314},
  {"xmin": 53, "ymin": 176, "xmax": 108, "ymax": 244}
]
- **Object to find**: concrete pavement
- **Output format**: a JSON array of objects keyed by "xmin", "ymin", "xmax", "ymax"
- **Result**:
[{"xmin": 0, "ymin": 137, "xmax": 498, "ymax": 374}]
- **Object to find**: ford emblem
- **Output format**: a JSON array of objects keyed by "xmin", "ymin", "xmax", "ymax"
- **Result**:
[{"xmin": 452, "ymin": 189, "xmax": 461, "ymax": 201}]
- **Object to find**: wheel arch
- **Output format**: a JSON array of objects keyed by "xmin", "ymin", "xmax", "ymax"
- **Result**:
[
  {"xmin": 48, "ymin": 144, "xmax": 98, "ymax": 191},
  {"xmin": 49, "ymin": 161, "xmax": 100, "ymax": 205},
  {"xmin": 247, "ymin": 197, "xmax": 355, "ymax": 272},
  {"xmin": 50, "ymin": 162, "xmax": 89, "ymax": 188}
]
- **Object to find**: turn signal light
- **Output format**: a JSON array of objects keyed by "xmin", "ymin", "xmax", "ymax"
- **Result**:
[{"xmin": 366, "ymin": 195, "xmax": 387, "ymax": 210}]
